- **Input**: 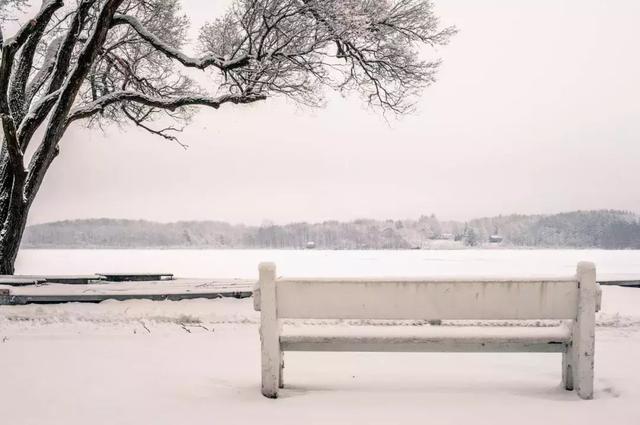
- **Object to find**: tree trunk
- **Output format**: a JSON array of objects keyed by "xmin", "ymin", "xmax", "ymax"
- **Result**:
[
  {"xmin": 0, "ymin": 167, "xmax": 29, "ymax": 275},
  {"xmin": 0, "ymin": 209, "xmax": 26, "ymax": 275}
]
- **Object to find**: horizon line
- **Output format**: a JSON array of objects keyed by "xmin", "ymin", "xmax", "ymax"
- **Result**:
[{"xmin": 26, "ymin": 208, "xmax": 640, "ymax": 228}]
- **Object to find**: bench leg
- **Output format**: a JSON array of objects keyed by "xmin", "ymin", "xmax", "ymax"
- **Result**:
[
  {"xmin": 260, "ymin": 323, "xmax": 281, "ymax": 398},
  {"xmin": 575, "ymin": 328, "xmax": 595, "ymax": 399},
  {"xmin": 562, "ymin": 345, "xmax": 574, "ymax": 391}
]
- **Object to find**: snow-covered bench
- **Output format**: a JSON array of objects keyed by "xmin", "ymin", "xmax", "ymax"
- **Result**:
[{"xmin": 253, "ymin": 262, "xmax": 601, "ymax": 399}]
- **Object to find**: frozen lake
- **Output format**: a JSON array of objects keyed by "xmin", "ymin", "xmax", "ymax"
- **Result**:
[{"xmin": 14, "ymin": 249, "xmax": 640, "ymax": 280}]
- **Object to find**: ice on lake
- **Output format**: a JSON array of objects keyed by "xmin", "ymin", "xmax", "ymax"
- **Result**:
[{"xmin": 15, "ymin": 248, "xmax": 640, "ymax": 280}]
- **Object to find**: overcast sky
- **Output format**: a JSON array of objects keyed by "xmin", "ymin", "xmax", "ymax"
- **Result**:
[{"xmin": 25, "ymin": 0, "xmax": 640, "ymax": 225}]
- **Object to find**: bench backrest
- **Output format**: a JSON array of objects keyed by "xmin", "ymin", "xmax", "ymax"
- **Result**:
[{"xmin": 256, "ymin": 262, "xmax": 598, "ymax": 321}]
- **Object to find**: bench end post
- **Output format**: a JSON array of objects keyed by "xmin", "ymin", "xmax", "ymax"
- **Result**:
[
  {"xmin": 575, "ymin": 261, "xmax": 597, "ymax": 399},
  {"xmin": 259, "ymin": 262, "xmax": 281, "ymax": 398}
]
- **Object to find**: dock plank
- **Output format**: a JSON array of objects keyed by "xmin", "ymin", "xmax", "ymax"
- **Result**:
[
  {"xmin": 599, "ymin": 280, "xmax": 640, "ymax": 288},
  {"xmin": 98, "ymin": 273, "xmax": 174, "ymax": 282},
  {"xmin": 7, "ymin": 290, "xmax": 252, "ymax": 305},
  {"xmin": 0, "ymin": 277, "xmax": 46, "ymax": 286},
  {"xmin": 1, "ymin": 275, "xmax": 106, "ymax": 285}
]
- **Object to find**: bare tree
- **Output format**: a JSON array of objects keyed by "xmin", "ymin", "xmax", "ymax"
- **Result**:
[{"xmin": 0, "ymin": 0, "xmax": 455, "ymax": 273}]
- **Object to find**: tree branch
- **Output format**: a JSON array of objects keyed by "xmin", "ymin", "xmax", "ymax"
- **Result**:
[
  {"xmin": 16, "ymin": 1, "xmax": 97, "ymax": 154},
  {"xmin": 111, "ymin": 14, "xmax": 252, "ymax": 71},
  {"xmin": 122, "ymin": 105, "xmax": 188, "ymax": 149},
  {"xmin": 8, "ymin": 0, "xmax": 63, "ymax": 124},
  {"xmin": 0, "ymin": 0, "xmax": 63, "ymax": 179},
  {"xmin": 26, "ymin": 0, "xmax": 125, "ymax": 204},
  {"xmin": 16, "ymin": 89, "xmax": 61, "ymax": 148},
  {"xmin": 1, "ymin": 0, "xmax": 62, "ymax": 52},
  {"xmin": 66, "ymin": 90, "xmax": 266, "ymax": 124},
  {"xmin": 46, "ymin": 0, "xmax": 99, "ymax": 95},
  {"xmin": 23, "ymin": 35, "xmax": 63, "ymax": 111}
]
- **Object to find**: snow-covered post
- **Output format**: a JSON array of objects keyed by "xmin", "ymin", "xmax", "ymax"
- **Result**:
[
  {"xmin": 259, "ymin": 262, "xmax": 281, "ymax": 398},
  {"xmin": 575, "ymin": 261, "xmax": 597, "ymax": 399},
  {"xmin": 252, "ymin": 278, "xmax": 261, "ymax": 311}
]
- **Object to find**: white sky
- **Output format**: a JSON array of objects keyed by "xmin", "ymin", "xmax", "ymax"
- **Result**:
[{"xmin": 25, "ymin": 0, "xmax": 640, "ymax": 225}]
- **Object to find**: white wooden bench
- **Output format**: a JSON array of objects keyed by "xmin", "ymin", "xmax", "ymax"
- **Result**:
[{"xmin": 254, "ymin": 262, "xmax": 601, "ymax": 399}]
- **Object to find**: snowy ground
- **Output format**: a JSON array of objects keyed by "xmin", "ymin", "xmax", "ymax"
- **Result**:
[{"xmin": 1, "ymin": 285, "xmax": 640, "ymax": 425}]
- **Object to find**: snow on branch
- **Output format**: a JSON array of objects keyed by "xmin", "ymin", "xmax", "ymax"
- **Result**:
[
  {"xmin": 0, "ymin": 0, "xmax": 62, "ymax": 182},
  {"xmin": 196, "ymin": 0, "xmax": 456, "ymax": 114},
  {"xmin": 0, "ymin": 0, "xmax": 62, "ymax": 50},
  {"xmin": 66, "ymin": 90, "xmax": 266, "ymax": 124},
  {"xmin": 111, "ymin": 14, "xmax": 252, "ymax": 71},
  {"xmin": 8, "ymin": 1, "xmax": 64, "ymax": 124},
  {"xmin": 24, "ymin": 0, "xmax": 125, "ymax": 206},
  {"xmin": 23, "ymin": 36, "xmax": 63, "ymax": 108},
  {"xmin": 16, "ymin": 89, "xmax": 61, "ymax": 148}
]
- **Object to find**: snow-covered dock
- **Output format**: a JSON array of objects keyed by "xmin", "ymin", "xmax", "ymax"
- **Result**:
[
  {"xmin": 0, "ymin": 274, "xmax": 106, "ymax": 285},
  {"xmin": 0, "ymin": 278, "xmax": 253, "ymax": 305},
  {"xmin": 0, "ymin": 277, "xmax": 46, "ymax": 286},
  {"xmin": 0, "ymin": 273, "xmax": 172, "ymax": 285}
]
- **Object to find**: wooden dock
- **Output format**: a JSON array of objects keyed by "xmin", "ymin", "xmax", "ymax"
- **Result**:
[
  {"xmin": 5, "ymin": 290, "xmax": 252, "ymax": 305},
  {"xmin": 0, "ymin": 273, "xmax": 172, "ymax": 286},
  {"xmin": 0, "ymin": 278, "xmax": 252, "ymax": 305}
]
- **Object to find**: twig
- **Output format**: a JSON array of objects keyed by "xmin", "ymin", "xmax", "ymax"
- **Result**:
[
  {"xmin": 138, "ymin": 320, "xmax": 151, "ymax": 334},
  {"xmin": 190, "ymin": 323, "xmax": 211, "ymax": 332}
]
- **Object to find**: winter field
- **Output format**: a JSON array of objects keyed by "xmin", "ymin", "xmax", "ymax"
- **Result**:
[{"xmin": 2, "ymin": 249, "xmax": 640, "ymax": 424}]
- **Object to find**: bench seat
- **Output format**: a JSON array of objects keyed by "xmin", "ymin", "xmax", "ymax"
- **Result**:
[{"xmin": 281, "ymin": 325, "xmax": 571, "ymax": 353}]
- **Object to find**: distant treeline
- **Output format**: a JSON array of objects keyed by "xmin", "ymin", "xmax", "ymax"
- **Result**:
[{"xmin": 22, "ymin": 210, "xmax": 640, "ymax": 249}]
